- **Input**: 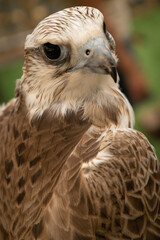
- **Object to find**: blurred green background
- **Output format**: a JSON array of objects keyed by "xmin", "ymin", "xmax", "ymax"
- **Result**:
[
  {"xmin": 133, "ymin": 6, "xmax": 160, "ymax": 159},
  {"xmin": 0, "ymin": 0, "xmax": 160, "ymax": 158}
]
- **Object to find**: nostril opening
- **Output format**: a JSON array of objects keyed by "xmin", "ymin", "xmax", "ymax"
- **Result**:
[{"xmin": 85, "ymin": 49, "xmax": 91, "ymax": 56}]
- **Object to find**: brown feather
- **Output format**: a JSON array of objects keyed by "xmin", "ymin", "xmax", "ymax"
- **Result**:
[{"xmin": 0, "ymin": 6, "xmax": 160, "ymax": 240}]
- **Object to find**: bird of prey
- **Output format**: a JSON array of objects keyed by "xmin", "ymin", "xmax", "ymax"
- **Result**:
[{"xmin": 0, "ymin": 6, "xmax": 160, "ymax": 240}]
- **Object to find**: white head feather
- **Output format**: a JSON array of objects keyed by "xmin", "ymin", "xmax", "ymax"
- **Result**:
[{"xmin": 16, "ymin": 6, "xmax": 134, "ymax": 128}]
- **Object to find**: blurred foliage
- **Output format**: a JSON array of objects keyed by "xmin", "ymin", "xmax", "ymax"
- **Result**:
[
  {"xmin": 133, "ymin": 6, "xmax": 160, "ymax": 102},
  {"xmin": 132, "ymin": 6, "xmax": 160, "ymax": 158},
  {"xmin": 0, "ymin": 59, "xmax": 23, "ymax": 102}
]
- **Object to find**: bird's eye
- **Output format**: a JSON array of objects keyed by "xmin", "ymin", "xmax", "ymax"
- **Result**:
[{"xmin": 43, "ymin": 42, "xmax": 61, "ymax": 60}]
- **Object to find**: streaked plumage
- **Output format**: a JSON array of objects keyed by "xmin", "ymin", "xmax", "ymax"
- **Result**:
[{"xmin": 0, "ymin": 6, "xmax": 160, "ymax": 240}]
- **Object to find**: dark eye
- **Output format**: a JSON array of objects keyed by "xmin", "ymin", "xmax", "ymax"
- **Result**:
[{"xmin": 43, "ymin": 42, "xmax": 61, "ymax": 60}]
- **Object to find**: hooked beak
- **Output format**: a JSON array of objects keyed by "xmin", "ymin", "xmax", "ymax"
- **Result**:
[{"xmin": 68, "ymin": 38, "xmax": 118, "ymax": 83}]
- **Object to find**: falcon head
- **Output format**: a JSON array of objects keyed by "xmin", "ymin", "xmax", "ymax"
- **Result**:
[{"xmin": 17, "ymin": 6, "xmax": 134, "ymax": 127}]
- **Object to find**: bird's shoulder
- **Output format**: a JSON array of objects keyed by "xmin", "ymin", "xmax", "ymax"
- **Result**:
[
  {"xmin": 57, "ymin": 126, "xmax": 159, "ymax": 200},
  {"xmin": 60, "ymin": 126, "xmax": 159, "ymax": 184},
  {"xmin": 102, "ymin": 127, "xmax": 158, "ymax": 165},
  {"xmin": 79, "ymin": 127, "xmax": 159, "ymax": 176},
  {"xmin": 80, "ymin": 127, "xmax": 159, "ymax": 193}
]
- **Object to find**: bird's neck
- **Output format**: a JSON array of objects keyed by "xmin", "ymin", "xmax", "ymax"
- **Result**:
[
  {"xmin": 73, "ymin": 87, "xmax": 134, "ymax": 129},
  {"xmin": 17, "ymin": 72, "xmax": 134, "ymax": 129}
]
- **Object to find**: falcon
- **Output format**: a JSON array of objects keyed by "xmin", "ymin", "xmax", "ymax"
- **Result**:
[{"xmin": 0, "ymin": 6, "xmax": 160, "ymax": 240}]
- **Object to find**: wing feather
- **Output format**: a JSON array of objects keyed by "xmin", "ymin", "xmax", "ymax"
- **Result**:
[{"xmin": 47, "ymin": 127, "xmax": 160, "ymax": 239}]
